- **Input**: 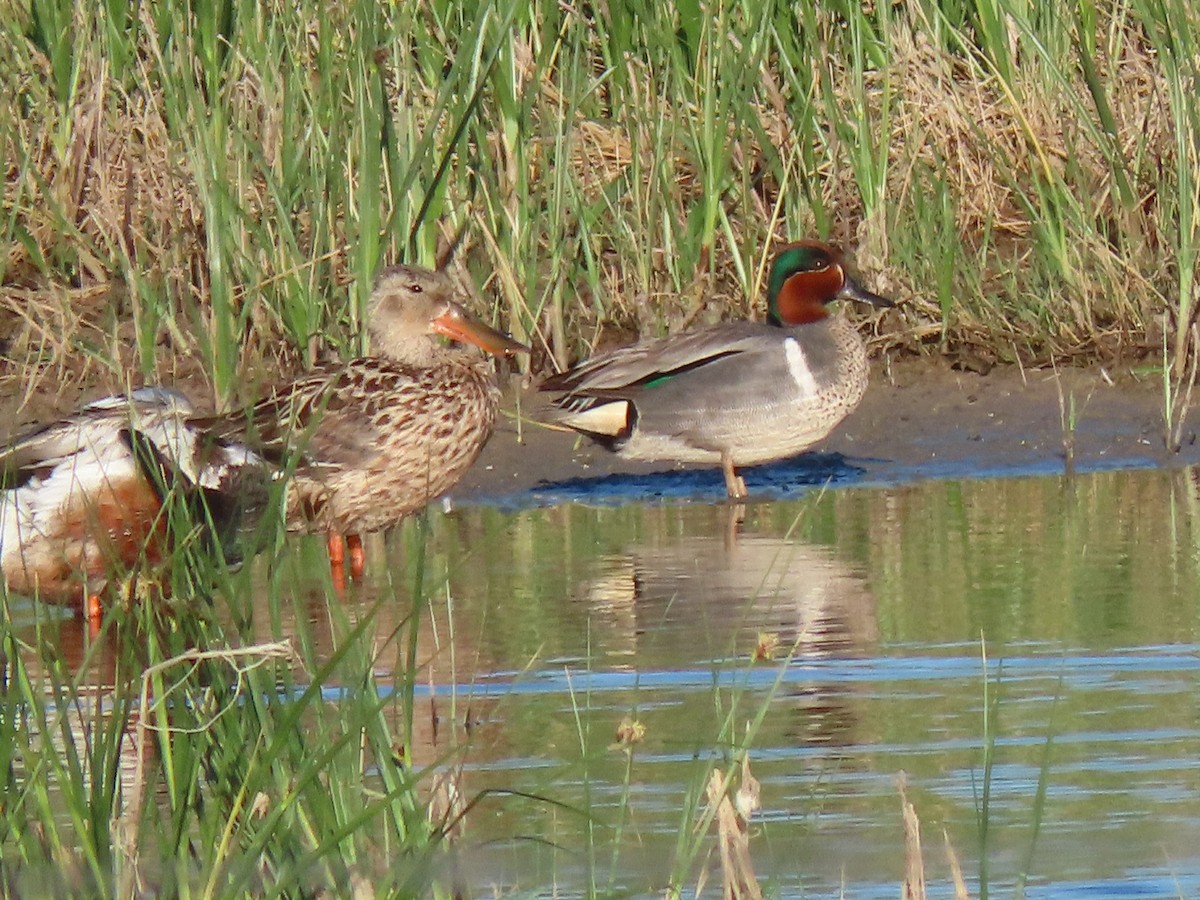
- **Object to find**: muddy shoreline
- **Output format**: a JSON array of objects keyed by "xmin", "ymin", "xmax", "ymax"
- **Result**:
[
  {"xmin": 4, "ymin": 358, "xmax": 1198, "ymax": 506},
  {"xmin": 452, "ymin": 358, "xmax": 1200, "ymax": 506}
]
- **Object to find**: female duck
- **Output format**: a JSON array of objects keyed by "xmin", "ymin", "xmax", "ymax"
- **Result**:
[
  {"xmin": 205, "ymin": 264, "xmax": 528, "ymax": 575},
  {"xmin": 539, "ymin": 240, "xmax": 892, "ymax": 498}
]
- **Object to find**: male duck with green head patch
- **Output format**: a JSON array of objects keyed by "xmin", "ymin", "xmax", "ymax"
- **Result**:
[{"xmin": 540, "ymin": 240, "xmax": 893, "ymax": 498}]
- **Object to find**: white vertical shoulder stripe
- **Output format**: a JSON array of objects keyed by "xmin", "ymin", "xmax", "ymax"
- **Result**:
[{"xmin": 783, "ymin": 337, "xmax": 820, "ymax": 398}]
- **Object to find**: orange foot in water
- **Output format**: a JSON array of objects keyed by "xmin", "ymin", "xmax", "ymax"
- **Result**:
[{"xmin": 326, "ymin": 532, "xmax": 366, "ymax": 593}]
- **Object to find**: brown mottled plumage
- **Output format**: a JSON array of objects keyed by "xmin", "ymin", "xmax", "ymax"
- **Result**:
[{"xmin": 204, "ymin": 265, "xmax": 527, "ymax": 569}]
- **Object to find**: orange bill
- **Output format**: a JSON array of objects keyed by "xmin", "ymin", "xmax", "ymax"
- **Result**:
[{"xmin": 433, "ymin": 303, "xmax": 530, "ymax": 357}]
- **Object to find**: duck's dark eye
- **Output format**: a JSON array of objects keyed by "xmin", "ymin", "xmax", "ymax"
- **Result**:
[
  {"xmin": 409, "ymin": 283, "xmax": 423, "ymax": 293},
  {"xmin": 808, "ymin": 256, "xmax": 830, "ymax": 273}
]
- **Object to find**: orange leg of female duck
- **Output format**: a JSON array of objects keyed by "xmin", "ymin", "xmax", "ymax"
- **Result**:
[
  {"xmin": 326, "ymin": 532, "xmax": 365, "ymax": 589},
  {"xmin": 85, "ymin": 593, "xmax": 103, "ymax": 631},
  {"xmin": 346, "ymin": 534, "xmax": 365, "ymax": 580},
  {"xmin": 327, "ymin": 532, "xmax": 346, "ymax": 567},
  {"xmin": 327, "ymin": 531, "xmax": 348, "ymax": 593}
]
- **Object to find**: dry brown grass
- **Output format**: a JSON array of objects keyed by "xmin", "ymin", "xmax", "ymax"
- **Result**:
[
  {"xmin": 871, "ymin": 12, "xmax": 1172, "ymax": 342},
  {"xmin": 696, "ymin": 755, "xmax": 763, "ymax": 900},
  {"xmin": 2, "ymin": 8, "xmax": 330, "ymax": 420},
  {"xmin": 495, "ymin": 6, "xmax": 1184, "ymax": 369},
  {"xmin": 899, "ymin": 772, "xmax": 971, "ymax": 900}
]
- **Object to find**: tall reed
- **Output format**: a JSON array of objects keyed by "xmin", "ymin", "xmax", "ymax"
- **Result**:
[{"xmin": 4, "ymin": 0, "xmax": 1199, "ymax": 397}]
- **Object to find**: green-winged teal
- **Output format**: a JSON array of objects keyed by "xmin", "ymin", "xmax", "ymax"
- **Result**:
[{"xmin": 539, "ymin": 240, "xmax": 892, "ymax": 498}]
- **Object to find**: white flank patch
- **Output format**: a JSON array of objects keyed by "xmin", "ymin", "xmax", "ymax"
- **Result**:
[
  {"xmin": 1, "ymin": 392, "xmax": 272, "ymax": 573},
  {"xmin": 783, "ymin": 337, "xmax": 820, "ymax": 398},
  {"xmin": 0, "ymin": 431, "xmax": 133, "ymax": 569},
  {"xmin": 0, "ymin": 492, "xmax": 21, "ymax": 569}
]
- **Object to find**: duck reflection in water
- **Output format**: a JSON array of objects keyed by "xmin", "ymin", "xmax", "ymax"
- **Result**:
[{"xmin": 580, "ymin": 522, "xmax": 878, "ymax": 747}]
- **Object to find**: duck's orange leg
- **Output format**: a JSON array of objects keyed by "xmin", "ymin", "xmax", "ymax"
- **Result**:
[
  {"xmin": 326, "ymin": 531, "xmax": 349, "ymax": 594},
  {"xmin": 85, "ymin": 593, "xmax": 103, "ymax": 636},
  {"xmin": 347, "ymin": 534, "xmax": 365, "ymax": 580},
  {"xmin": 327, "ymin": 532, "xmax": 346, "ymax": 567},
  {"xmin": 329, "ymin": 564, "xmax": 347, "ymax": 595}
]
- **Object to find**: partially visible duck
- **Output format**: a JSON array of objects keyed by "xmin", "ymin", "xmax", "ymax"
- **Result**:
[
  {"xmin": 539, "ymin": 240, "xmax": 893, "ymax": 498},
  {"xmin": 203, "ymin": 264, "xmax": 529, "ymax": 577},
  {"xmin": 0, "ymin": 388, "xmax": 262, "ymax": 613}
]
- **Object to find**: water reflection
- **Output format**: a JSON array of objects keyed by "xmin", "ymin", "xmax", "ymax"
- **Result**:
[
  {"xmin": 582, "ymin": 530, "xmax": 877, "ymax": 661},
  {"xmin": 581, "ymin": 525, "xmax": 879, "ymax": 752}
]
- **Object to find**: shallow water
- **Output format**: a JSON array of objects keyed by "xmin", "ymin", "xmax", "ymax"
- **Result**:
[
  {"xmin": 13, "ymin": 463, "xmax": 1200, "ymax": 896},
  {"xmin": 303, "ymin": 464, "xmax": 1200, "ymax": 896}
]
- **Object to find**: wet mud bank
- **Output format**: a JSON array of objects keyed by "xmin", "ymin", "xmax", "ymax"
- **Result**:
[{"xmin": 455, "ymin": 359, "xmax": 1200, "ymax": 506}]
